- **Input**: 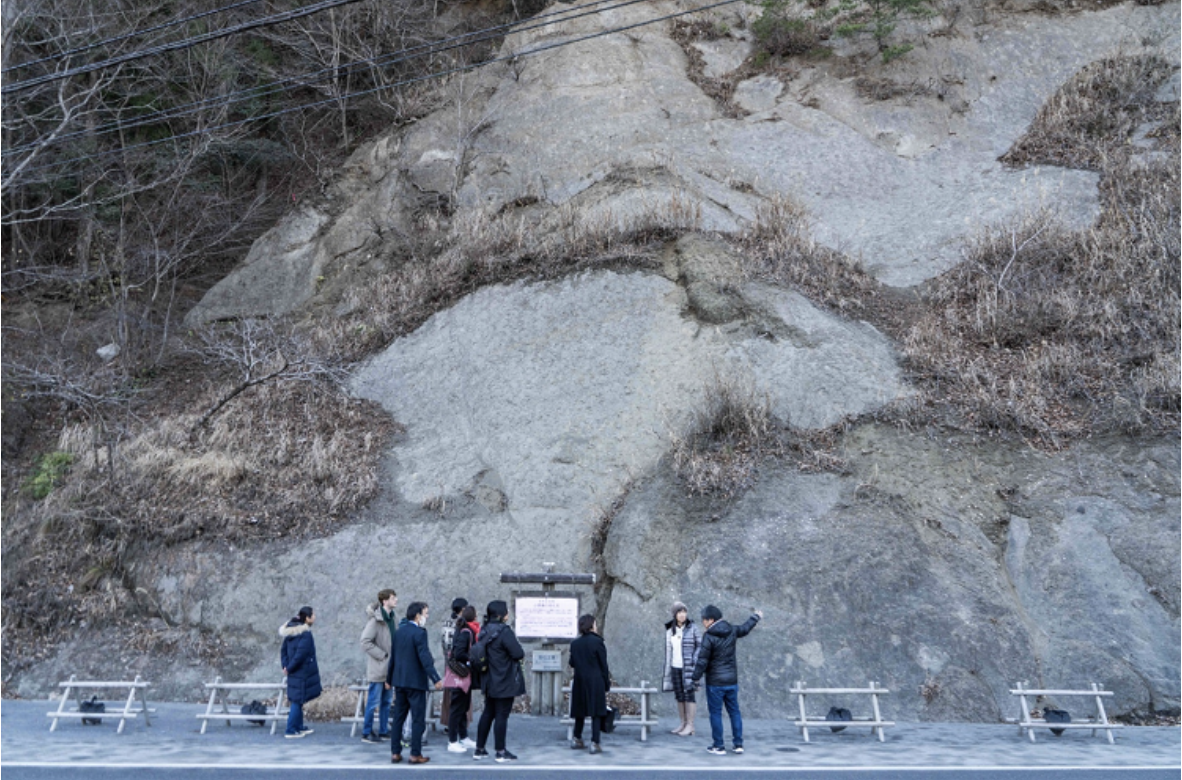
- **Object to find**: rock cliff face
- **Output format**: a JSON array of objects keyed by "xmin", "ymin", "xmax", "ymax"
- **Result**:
[
  {"xmin": 603, "ymin": 427, "xmax": 1180, "ymax": 719},
  {"xmin": 26, "ymin": 0, "xmax": 1177, "ymax": 719},
  {"xmin": 185, "ymin": 0, "xmax": 1179, "ymax": 328}
]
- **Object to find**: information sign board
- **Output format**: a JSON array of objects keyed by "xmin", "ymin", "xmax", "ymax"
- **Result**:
[{"xmin": 513, "ymin": 592, "xmax": 580, "ymax": 642}]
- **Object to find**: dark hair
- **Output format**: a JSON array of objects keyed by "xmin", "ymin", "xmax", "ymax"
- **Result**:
[
  {"xmin": 296, "ymin": 606, "xmax": 314, "ymax": 623},
  {"xmin": 450, "ymin": 597, "xmax": 469, "ymax": 612},
  {"xmin": 578, "ymin": 614, "xmax": 596, "ymax": 635},
  {"xmin": 378, "ymin": 589, "xmax": 396, "ymax": 603},
  {"xmin": 406, "ymin": 601, "xmax": 428, "ymax": 621},
  {"xmin": 485, "ymin": 600, "xmax": 508, "ymax": 623},
  {"xmin": 701, "ymin": 604, "xmax": 722, "ymax": 622},
  {"xmin": 455, "ymin": 604, "xmax": 477, "ymax": 631}
]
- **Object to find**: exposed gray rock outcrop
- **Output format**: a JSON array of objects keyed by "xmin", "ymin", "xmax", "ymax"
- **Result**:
[
  {"xmin": 349, "ymin": 263, "xmax": 907, "ymax": 508},
  {"xmin": 602, "ymin": 427, "xmax": 1180, "ymax": 720},
  {"xmin": 185, "ymin": 1, "xmax": 1180, "ymax": 325}
]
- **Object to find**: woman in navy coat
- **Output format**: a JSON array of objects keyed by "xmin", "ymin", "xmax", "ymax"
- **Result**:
[
  {"xmin": 569, "ymin": 614, "xmax": 611, "ymax": 753},
  {"xmin": 280, "ymin": 606, "xmax": 322, "ymax": 737}
]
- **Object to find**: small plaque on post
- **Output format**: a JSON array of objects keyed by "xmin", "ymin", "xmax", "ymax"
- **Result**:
[{"xmin": 531, "ymin": 650, "xmax": 563, "ymax": 672}]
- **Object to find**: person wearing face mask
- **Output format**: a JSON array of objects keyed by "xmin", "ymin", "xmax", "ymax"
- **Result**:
[
  {"xmin": 279, "ymin": 606, "xmax": 321, "ymax": 739},
  {"xmin": 387, "ymin": 602, "xmax": 443, "ymax": 765},
  {"xmin": 662, "ymin": 600, "xmax": 702, "ymax": 736}
]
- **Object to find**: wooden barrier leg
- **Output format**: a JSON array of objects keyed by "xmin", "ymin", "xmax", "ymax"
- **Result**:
[
  {"xmin": 1017, "ymin": 682, "xmax": 1036, "ymax": 743},
  {"xmin": 797, "ymin": 683, "xmax": 810, "ymax": 743},
  {"xmin": 640, "ymin": 681, "xmax": 649, "ymax": 742},
  {"xmin": 218, "ymin": 684, "xmax": 233, "ymax": 728},
  {"xmin": 350, "ymin": 687, "xmax": 364, "ymax": 738},
  {"xmin": 117, "ymin": 677, "xmax": 139, "ymax": 734},
  {"xmin": 1092, "ymin": 684, "xmax": 1114, "ymax": 745},
  {"xmin": 273, "ymin": 688, "xmax": 286, "ymax": 736},
  {"xmin": 201, "ymin": 680, "xmax": 219, "ymax": 734},
  {"xmin": 138, "ymin": 683, "xmax": 152, "ymax": 727},
  {"xmin": 50, "ymin": 676, "xmax": 75, "ymax": 732},
  {"xmin": 870, "ymin": 682, "xmax": 885, "ymax": 743}
]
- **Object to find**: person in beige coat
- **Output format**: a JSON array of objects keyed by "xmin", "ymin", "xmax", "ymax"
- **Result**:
[{"xmin": 359, "ymin": 589, "xmax": 398, "ymax": 743}]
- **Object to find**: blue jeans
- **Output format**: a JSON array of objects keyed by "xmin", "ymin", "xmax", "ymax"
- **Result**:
[
  {"xmin": 285, "ymin": 700, "xmax": 304, "ymax": 735},
  {"xmin": 363, "ymin": 682, "xmax": 392, "ymax": 737},
  {"xmin": 390, "ymin": 688, "xmax": 427, "ymax": 757},
  {"xmin": 705, "ymin": 684, "xmax": 742, "ymax": 749}
]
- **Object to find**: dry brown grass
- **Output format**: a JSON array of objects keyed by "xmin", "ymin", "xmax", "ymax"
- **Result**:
[
  {"xmin": 739, "ymin": 195, "xmax": 883, "ymax": 316},
  {"xmin": 1001, "ymin": 54, "xmax": 1174, "ymax": 170},
  {"xmin": 303, "ymin": 685, "xmax": 359, "ymax": 722},
  {"xmin": 854, "ymin": 76, "xmax": 933, "ymax": 102},
  {"xmin": 1, "ymin": 374, "xmax": 398, "ymax": 663},
  {"xmin": 903, "ymin": 55, "xmax": 1180, "ymax": 442},
  {"xmin": 669, "ymin": 369, "xmax": 850, "ymax": 497},
  {"xmin": 314, "ymin": 197, "xmax": 696, "ymax": 360},
  {"xmin": 670, "ymin": 371, "xmax": 779, "ymax": 498}
]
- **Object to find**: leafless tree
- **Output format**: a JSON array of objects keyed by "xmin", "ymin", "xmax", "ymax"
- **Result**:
[{"xmin": 187, "ymin": 317, "xmax": 348, "ymax": 430}]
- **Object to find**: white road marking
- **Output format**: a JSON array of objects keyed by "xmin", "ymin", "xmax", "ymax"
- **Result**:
[{"xmin": 2, "ymin": 763, "xmax": 1179, "ymax": 772}]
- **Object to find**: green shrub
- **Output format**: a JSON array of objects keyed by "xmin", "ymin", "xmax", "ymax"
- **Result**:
[
  {"xmin": 753, "ymin": 1, "xmax": 825, "ymax": 57},
  {"xmin": 23, "ymin": 451, "xmax": 74, "ymax": 500},
  {"xmin": 834, "ymin": 0, "xmax": 934, "ymax": 62}
]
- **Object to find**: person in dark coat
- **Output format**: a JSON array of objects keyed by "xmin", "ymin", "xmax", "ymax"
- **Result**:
[
  {"xmin": 473, "ymin": 600, "xmax": 525, "ymax": 763},
  {"xmin": 569, "ymin": 614, "xmax": 611, "ymax": 753},
  {"xmin": 387, "ymin": 602, "xmax": 443, "ymax": 765},
  {"xmin": 691, "ymin": 605, "xmax": 762, "ymax": 755},
  {"xmin": 279, "ymin": 605, "xmax": 322, "ymax": 738},
  {"xmin": 445, "ymin": 604, "xmax": 480, "ymax": 752}
]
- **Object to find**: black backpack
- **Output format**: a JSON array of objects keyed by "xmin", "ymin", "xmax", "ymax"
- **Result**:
[
  {"xmin": 601, "ymin": 705, "xmax": 617, "ymax": 733},
  {"xmin": 826, "ymin": 706, "xmax": 852, "ymax": 733},
  {"xmin": 1044, "ymin": 708, "xmax": 1071, "ymax": 736},
  {"xmin": 469, "ymin": 629, "xmax": 493, "ymax": 676},
  {"xmin": 241, "ymin": 700, "xmax": 267, "ymax": 726},
  {"xmin": 79, "ymin": 695, "xmax": 105, "ymax": 725}
]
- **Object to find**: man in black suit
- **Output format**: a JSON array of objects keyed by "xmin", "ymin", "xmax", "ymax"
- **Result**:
[{"xmin": 388, "ymin": 602, "xmax": 444, "ymax": 764}]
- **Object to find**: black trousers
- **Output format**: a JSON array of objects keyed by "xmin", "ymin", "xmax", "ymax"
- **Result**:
[
  {"xmin": 572, "ymin": 714, "xmax": 601, "ymax": 743},
  {"xmin": 446, "ymin": 687, "xmax": 471, "ymax": 742},
  {"xmin": 476, "ymin": 696, "xmax": 513, "ymax": 752},
  {"xmin": 390, "ymin": 688, "xmax": 426, "ymax": 757}
]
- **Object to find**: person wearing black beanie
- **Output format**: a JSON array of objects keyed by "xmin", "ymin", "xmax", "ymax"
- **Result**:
[{"xmin": 692, "ymin": 605, "xmax": 762, "ymax": 756}]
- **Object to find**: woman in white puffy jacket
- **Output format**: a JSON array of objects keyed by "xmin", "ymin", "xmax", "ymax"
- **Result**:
[{"xmin": 661, "ymin": 600, "xmax": 702, "ymax": 736}]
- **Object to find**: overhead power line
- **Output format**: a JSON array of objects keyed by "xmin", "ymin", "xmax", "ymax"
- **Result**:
[
  {"xmin": 20, "ymin": 0, "xmax": 743, "ymax": 176},
  {"xmin": 2, "ymin": 0, "xmax": 269, "ymax": 75},
  {"xmin": 2, "ymin": 0, "xmax": 365, "ymax": 95},
  {"xmin": 3, "ymin": 0, "xmax": 640, "ymax": 158}
]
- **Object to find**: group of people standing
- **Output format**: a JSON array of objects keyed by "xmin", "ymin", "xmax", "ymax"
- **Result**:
[
  {"xmin": 357, "ymin": 592, "xmax": 528, "ymax": 764},
  {"xmin": 277, "ymin": 594, "xmax": 760, "ymax": 764}
]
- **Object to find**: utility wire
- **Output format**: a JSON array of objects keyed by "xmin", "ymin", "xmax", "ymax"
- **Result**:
[
  {"xmin": 19, "ymin": 0, "xmax": 742, "ymax": 176},
  {"xmin": 2, "ymin": 0, "xmax": 268, "ymax": 75},
  {"xmin": 2, "ymin": 0, "xmax": 365, "ymax": 94},
  {"xmin": 3, "ymin": 0, "xmax": 639, "ymax": 158}
]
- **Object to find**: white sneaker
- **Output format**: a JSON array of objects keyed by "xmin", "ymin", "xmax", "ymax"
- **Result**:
[
  {"xmin": 448, "ymin": 741, "xmax": 467, "ymax": 753},
  {"xmin": 460, "ymin": 737, "xmax": 478, "ymax": 749}
]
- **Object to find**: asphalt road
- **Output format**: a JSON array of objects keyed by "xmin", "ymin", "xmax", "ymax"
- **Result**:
[
  {"xmin": 4, "ymin": 767, "xmax": 1182, "ymax": 780},
  {"xmin": 4, "ymin": 700, "xmax": 1178, "ymax": 779}
]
